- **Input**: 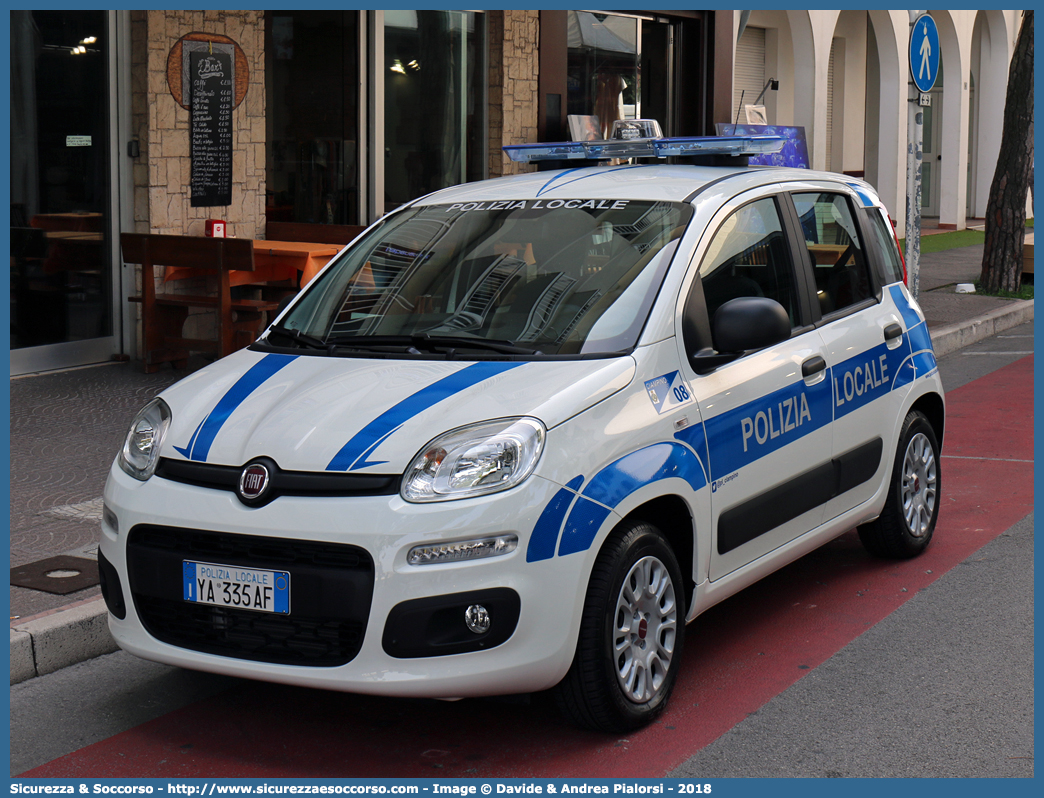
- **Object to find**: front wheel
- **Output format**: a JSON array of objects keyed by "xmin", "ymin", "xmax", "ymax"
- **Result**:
[
  {"xmin": 858, "ymin": 410, "xmax": 941, "ymax": 558},
  {"xmin": 554, "ymin": 520, "xmax": 686, "ymax": 732}
]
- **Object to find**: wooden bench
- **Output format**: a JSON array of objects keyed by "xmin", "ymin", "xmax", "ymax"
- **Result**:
[
  {"xmin": 122, "ymin": 233, "xmax": 282, "ymax": 373},
  {"xmin": 265, "ymin": 221, "xmax": 365, "ymax": 246}
]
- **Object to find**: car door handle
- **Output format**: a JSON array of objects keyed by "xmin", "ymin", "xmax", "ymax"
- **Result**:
[
  {"xmin": 802, "ymin": 355, "xmax": 826, "ymax": 378},
  {"xmin": 884, "ymin": 323, "xmax": 903, "ymax": 341}
]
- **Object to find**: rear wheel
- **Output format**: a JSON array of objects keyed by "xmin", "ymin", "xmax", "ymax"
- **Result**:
[
  {"xmin": 859, "ymin": 410, "xmax": 941, "ymax": 558},
  {"xmin": 555, "ymin": 520, "xmax": 685, "ymax": 732}
]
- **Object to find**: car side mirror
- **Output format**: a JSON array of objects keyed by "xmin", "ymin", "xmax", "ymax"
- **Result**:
[{"xmin": 689, "ymin": 296, "xmax": 791, "ymax": 373}]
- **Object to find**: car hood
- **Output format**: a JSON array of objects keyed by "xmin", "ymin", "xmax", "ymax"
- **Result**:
[{"xmin": 158, "ymin": 349, "xmax": 635, "ymax": 473}]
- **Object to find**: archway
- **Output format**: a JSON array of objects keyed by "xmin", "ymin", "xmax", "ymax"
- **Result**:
[{"xmin": 967, "ymin": 11, "xmax": 1012, "ymax": 219}]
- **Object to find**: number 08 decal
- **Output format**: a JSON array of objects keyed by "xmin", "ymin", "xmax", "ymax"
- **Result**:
[{"xmin": 644, "ymin": 371, "xmax": 694, "ymax": 415}]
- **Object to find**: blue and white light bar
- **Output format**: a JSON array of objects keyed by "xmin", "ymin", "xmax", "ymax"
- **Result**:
[{"xmin": 503, "ymin": 135, "xmax": 786, "ymax": 163}]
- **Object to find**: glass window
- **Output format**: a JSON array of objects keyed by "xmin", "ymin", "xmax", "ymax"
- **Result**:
[
  {"xmin": 278, "ymin": 199, "xmax": 693, "ymax": 356},
  {"xmin": 867, "ymin": 209, "xmax": 905, "ymax": 285},
  {"xmin": 384, "ymin": 11, "xmax": 486, "ymax": 213},
  {"xmin": 265, "ymin": 11, "xmax": 360, "ymax": 224},
  {"xmin": 10, "ymin": 10, "xmax": 113, "ymax": 350},
  {"xmin": 567, "ymin": 12, "xmax": 639, "ymax": 138},
  {"xmin": 266, "ymin": 11, "xmax": 487, "ymax": 225},
  {"xmin": 792, "ymin": 192, "xmax": 873, "ymax": 314},
  {"xmin": 699, "ymin": 198, "xmax": 797, "ymax": 325}
]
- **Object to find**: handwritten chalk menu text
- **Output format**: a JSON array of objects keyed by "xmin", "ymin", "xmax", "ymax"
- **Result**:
[{"xmin": 190, "ymin": 50, "xmax": 233, "ymax": 207}]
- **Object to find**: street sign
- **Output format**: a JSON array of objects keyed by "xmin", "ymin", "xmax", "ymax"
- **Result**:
[
  {"xmin": 919, "ymin": 93, "xmax": 931, "ymax": 107},
  {"xmin": 911, "ymin": 14, "xmax": 940, "ymax": 93}
]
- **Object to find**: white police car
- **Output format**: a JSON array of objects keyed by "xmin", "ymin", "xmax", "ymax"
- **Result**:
[{"xmin": 100, "ymin": 127, "xmax": 943, "ymax": 733}]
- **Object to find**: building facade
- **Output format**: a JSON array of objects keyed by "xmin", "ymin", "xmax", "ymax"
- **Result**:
[{"xmin": 8, "ymin": 9, "xmax": 1026, "ymax": 374}]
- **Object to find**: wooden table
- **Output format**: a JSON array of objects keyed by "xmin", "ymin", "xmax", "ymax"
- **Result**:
[
  {"xmin": 807, "ymin": 243, "xmax": 850, "ymax": 265},
  {"xmin": 254, "ymin": 240, "xmax": 343, "ymax": 286},
  {"xmin": 30, "ymin": 212, "xmax": 104, "ymax": 233},
  {"xmin": 41, "ymin": 231, "xmax": 104, "ymax": 275},
  {"xmin": 163, "ymin": 239, "xmax": 342, "ymax": 287}
]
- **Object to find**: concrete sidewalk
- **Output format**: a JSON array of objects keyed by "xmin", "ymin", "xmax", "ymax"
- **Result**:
[{"xmin": 9, "ymin": 240, "xmax": 1034, "ymax": 684}]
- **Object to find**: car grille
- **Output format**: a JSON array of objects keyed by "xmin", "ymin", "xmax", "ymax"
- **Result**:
[{"xmin": 127, "ymin": 525, "xmax": 374, "ymax": 667}]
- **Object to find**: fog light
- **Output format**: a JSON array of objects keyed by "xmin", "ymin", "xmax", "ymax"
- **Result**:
[
  {"xmin": 407, "ymin": 534, "xmax": 517, "ymax": 565},
  {"xmin": 465, "ymin": 604, "xmax": 491, "ymax": 634}
]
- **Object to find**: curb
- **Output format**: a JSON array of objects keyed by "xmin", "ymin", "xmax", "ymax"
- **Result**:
[
  {"xmin": 7, "ymin": 303, "xmax": 1035, "ymax": 684},
  {"xmin": 9, "ymin": 598, "xmax": 117, "ymax": 685},
  {"xmin": 929, "ymin": 299, "xmax": 1034, "ymax": 358}
]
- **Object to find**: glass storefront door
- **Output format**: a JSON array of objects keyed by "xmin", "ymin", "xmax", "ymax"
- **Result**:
[
  {"xmin": 567, "ymin": 12, "xmax": 639, "ymax": 138},
  {"xmin": 566, "ymin": 11, "xmax": 676, "ymax": 138},
  {"xmin": 264, "ymin": 10, "xmax": 486, "ymax": 225},
  {"xmin": 10, "ymin": 10, "xmax": 117, "ymax": 373},
  {"xmin": 265, "ymin": 10, "xmax": 361, "ymax": 226}
]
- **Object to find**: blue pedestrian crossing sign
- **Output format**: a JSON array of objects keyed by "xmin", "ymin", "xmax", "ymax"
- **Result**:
[{"xmin": 910, "ymin": 14, "xmax": 940, "ymax": 93}]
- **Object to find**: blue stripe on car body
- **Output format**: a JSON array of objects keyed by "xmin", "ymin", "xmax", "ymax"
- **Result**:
[
  {"xmin": 173, "ymin": 354, "xmax": 299, "ymax": 461},
  {"xmin": 906, "ymin": 321, "xmax": 934, "ymax": 357},
  {"xmin": 536, "ymin": 166, "xmax": 642, "ymax": 197},
  {"xmin": 845, "ymin": 183, "xmax": 875, "ymax": 207},
  {"xmin": 558, "ymin": 497, "xmax": 614, "ymax": 557},
  {"xmin": 912, "ymin": 350, "xmax": 938, "ymax": 377},
  {"xmin": 830, "ymin": 337, "xmax": 912, "ymax": 420},
  {"xmin": 700, "ymin": 375, "xmax": 833, "ymax": 480},
  {"xmin": 556, "ymin": 443, "xmax": 707, "ymax": 557},
  {"xmin": 886, "ymin": 284, "xmax": 936, "ymax": 379},
  {"xmin": 526, "ymin": 475, "xmax": 584, "ymax": 562},
  {"xmin": 581, "ymin": 442, "xmax": 706, "ymax": 506},
  {"xmin": 326, "ymin": 361, "xmax": 527, "ymax": 472},
  {"xmin": 889, "ymin": 284, "xmax": 925, "ymax": 330}
]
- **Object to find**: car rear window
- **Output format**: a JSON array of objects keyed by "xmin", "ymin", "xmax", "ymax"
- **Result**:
[{"xmin": 866, "ymin": 209, "xmax": 905, "ymax": 285}]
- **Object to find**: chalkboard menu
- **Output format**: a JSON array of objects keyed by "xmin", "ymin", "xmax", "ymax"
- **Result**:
[{"xmin": 190, "ymin": 50, "xmax": 233, "ymax": 207}]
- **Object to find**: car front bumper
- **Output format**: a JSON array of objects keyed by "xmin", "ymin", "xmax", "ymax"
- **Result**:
[{"xmin": 100, "ymin": 463, "xmax": 589, "ymax": 698}]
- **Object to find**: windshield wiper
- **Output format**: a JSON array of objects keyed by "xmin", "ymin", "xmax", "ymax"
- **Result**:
[
  {"xmin": 323, "ymin": 333, "xmax": 543, "ymax": 356},
  {"xmin": 265, "ymin": 324, "xmax": 328, "ymax": 350},
  {"xmin": 409, "ymin": 333, "xmax": 543, "ymax": 356}
]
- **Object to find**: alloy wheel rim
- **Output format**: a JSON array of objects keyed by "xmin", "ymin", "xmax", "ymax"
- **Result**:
[
  {"xmin": 901, "ymin": 432, "xmax": 938, "ymax": 537},
  {"xmin": 613, "ymin": 555, "xmax": 678, "ymax": 704}
]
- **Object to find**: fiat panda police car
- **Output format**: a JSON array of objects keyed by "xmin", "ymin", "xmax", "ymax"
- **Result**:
[{"xmin": 100, "ymin": 126, "xmax": 943, "ymax": 733}]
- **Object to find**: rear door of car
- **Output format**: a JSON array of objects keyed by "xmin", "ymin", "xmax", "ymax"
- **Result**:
[{"xmin": 781, "ymin": 184, "xmax": 915, "ymax": 522}]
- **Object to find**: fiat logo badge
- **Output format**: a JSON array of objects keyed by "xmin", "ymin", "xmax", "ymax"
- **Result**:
[{"xmin": 238, "ymin": 462, "xmax": 271, "ymax": 501}]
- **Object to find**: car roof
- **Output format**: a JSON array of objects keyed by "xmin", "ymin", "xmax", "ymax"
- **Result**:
[{"xmin": 413, "ymin": 163, "xmax": 879, "ymax": 207}]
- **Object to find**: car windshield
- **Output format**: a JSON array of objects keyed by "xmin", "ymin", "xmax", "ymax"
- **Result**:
[{"xmin": 276, "ymin": 199, "xmax": 693, "ymax": 356}]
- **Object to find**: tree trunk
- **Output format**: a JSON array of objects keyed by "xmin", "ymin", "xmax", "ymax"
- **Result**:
[{"xmin": 980, "ymin": 11, "xmax": 1034, "ymax": 294}]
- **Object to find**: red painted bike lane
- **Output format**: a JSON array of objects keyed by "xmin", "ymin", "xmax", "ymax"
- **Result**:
[{"xmin": 26, "ymin": 355, "xmax": 1033, "ymax": 779}]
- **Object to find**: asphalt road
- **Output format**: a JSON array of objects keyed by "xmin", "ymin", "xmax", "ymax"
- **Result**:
[
  {"xmin": 672, "ymin": 321, "xmax": 1036, "ymax": 778},
  {"xmin": 10, "ymin": 323, "xmax": 1034, "ymax": 778}
]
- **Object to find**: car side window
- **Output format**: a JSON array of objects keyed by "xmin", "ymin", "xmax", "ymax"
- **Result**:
[
  {"xmin": 792, "ymin": 192, "xmax": 873, "ymax": 315},
  {"xmin": 699, "ymin": 197, "xmax": 798, "ymax": 326}
]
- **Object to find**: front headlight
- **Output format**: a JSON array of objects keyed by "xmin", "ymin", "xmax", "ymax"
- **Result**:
[
  {"xmin": 402, "ymin": 417, "xmax": 545, "ymax": 502},
  {"xmin": 118, "ymin": 398, "xmax": 171, "ymax": 481}
]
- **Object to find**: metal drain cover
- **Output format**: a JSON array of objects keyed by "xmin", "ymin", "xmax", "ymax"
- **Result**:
[{"xmin": 10, "ymin": 555, "xmax": 100, "ymax": 595}]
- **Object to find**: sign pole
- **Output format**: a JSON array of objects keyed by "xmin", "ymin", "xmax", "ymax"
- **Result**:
[
  {"xmin": 905, "ymin": 55, "xmax": 923, "ymax": 298},
  {"xmin": 906, "ymin": 11, "xmax": 941, "ymax": 300}
]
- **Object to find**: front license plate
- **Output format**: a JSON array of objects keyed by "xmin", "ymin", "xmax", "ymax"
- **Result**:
[{"xmin": 182, "ymin": 560, "xmax": 290, "ymax": 614}]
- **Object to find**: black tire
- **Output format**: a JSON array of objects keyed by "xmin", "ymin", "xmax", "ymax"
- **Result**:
[
  {"xmin": 858, "ymin": 410, "xmax": 941, "ymax": 558},
  {"xmin": 554, "ymin": 520, "xmax": 686, "ymax": 733}
]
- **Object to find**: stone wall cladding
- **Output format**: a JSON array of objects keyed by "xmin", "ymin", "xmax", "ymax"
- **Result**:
[
  {"xmin": 488, "ymin": 10, "xmax": 539, "ymax": 179},
  {"xmin": 130, "ymin": 10, "xmax": 266, "ymax": 348}
]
